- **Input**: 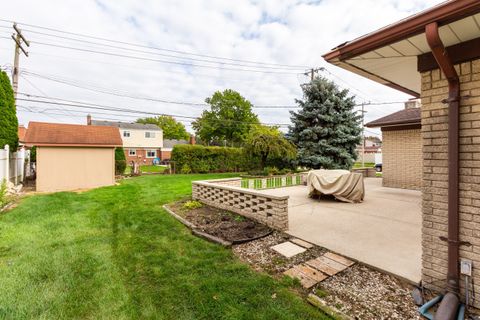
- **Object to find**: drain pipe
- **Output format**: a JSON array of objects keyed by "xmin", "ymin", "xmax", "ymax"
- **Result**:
[{"xmin": 425, "ymin": 22, "xmax": 460, "ymax": 320}]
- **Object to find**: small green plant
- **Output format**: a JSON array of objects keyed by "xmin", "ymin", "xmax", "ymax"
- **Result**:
[
  {"xmin": 182, "ymin": 200, "xmax": 203, "ymax": 210},
  {"xmin": 263, "ymin": 166, "xmax": 279, "ymax": 176},
  {"xmin": 234, "ymin": 215, "xmax": 245, "ymax": 222},
  {"xmin": 0, "ymin": 180, "xmax": 10, "ymax": 208},
  {"xmin": 180, "ymin": 164, "xmax": 192, "ymax": 174}
]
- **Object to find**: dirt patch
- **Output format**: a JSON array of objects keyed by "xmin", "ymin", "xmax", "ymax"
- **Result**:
[{"xmin": 169, "ymin": 199, "xmax": 272, "ymax": 243}]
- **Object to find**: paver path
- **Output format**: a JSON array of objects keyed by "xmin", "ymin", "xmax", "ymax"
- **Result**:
[{"xmin": 284, "ymin": 251, "xmax": 355, "ymax": 288}]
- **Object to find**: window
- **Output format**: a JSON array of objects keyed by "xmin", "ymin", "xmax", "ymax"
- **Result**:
[
  {"xmin": 146, "ymin": 150, "xmax": 156, "ymax": 158},
  {"xmin": 123, "ymin": 131, "xmax": 130, "ymax": 137},
  {"xmin": 145, "ymin": 131, "xmax": 156, "ymax": 138},
  {"xmin": 128, "ymin": 149, "xmax": 136, "ymax": 156}
]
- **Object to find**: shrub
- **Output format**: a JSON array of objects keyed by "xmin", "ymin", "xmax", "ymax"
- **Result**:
[
  {"xmin": 115, "ymin": 147, "xmax": 127, "ymax": 175},
  {"xmin": 180, "ymin": 164, "xmax": 192, "ymax": 174},
  {"xmin": 0, "ymin": 180, "xmax": 9, "ymax": 208},
  {"xmin": 172, "ymin": 144, "xmax": 253, "ymax": 174},
  {"xmin": 0, "ymin": 71, "xmax": 18, "ymax": 150},
  {"xmin": 263, "ymin": 166, "xmax": 279, "ymax": 176},
  {"xmin": 183, "ymin": 200, "xmax": 203, "ymax": 210}
]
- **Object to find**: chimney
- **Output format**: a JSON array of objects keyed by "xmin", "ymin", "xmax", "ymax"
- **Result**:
[
  {"xmin": 87, "ymin": 114, "xmax": 92, "ymax": 125},
  {"xmin": 405, "ymin": 99, "xmax": 421, "ymax": 110},
  {"xmin": 189, "ymin": 135, "xmax": 196, "ymax": 145}
]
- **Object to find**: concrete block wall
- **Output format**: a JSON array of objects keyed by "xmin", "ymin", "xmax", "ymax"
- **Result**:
[
  {"xmin": 382, "ymin": 129, "xmax": 422, "ymax": 190},
  {"xmin": 421, "ymin": 58, "xmax": 480, "ymax": 306},
  {"xmin": 192, "ymin": 179, "xmax": 288, "ymax": 230}
]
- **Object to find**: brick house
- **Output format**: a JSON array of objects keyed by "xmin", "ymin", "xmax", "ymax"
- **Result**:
[
  {"xmin": 323, "ymin": 0, "xmax": 480, "ymax": 311},
  {"xmin": 366, "ymin": 101, "xmax": 422, "ymax": 190},
  {"xmin": 89, "ymin": 117, "xmax": 163, "ymax": 165}
]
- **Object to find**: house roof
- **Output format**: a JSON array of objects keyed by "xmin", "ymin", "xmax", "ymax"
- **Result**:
[
  {"xmin": 323, "ymin": 0, "xmax": 480, "ymax": 97},
  {"xmin": 18, "ymin": 126, "xmax": 27, "ymax": 142},
  {"xmin": 163, "ymin": 139, "xmax": 189, "ymax": 148},
  {"xmin": 91, "ymin": 120, "xmax": 161, "ymax": 131},
  {"xmin": 24, "ymin": 122, "xmax": 123, "ymax": 147},
  {"xmin": 366, "ymin": 108, "xmax": 421, "ymax": 128}
]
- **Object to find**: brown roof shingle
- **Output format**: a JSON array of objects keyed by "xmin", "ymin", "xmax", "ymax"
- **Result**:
[
  {"xmin": 365, "ymin": 108, "xmax": 421, "ymax": 128},
  {"xmin": 24, "ymin": 122, "xmax": 123, "ymax": 147}
]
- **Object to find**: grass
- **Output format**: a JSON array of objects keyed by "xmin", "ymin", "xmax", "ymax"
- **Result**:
[
  {"xmin": 0, "ymin": 173, "xmax": 329, "ymax": 319},
  {"xmin": 352, "ymin": 162, "xmax": 375, "ymax": 168},
  {"xmin": 125, "ymin": 165, "xmax": 167, "ymax": 174}
]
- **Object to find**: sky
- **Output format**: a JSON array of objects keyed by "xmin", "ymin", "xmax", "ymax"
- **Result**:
[{"xmin": 0, "ymin": 0, "xmax": 445, "ymax": 138}]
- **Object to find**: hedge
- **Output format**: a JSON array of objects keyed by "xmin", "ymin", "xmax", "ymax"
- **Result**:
[
  {"xmin": 115, "ymin": 147, "xmax": 127, "ymax": 175},
  {"xmin": 171, "ymin": 145, "xmax": 251, "ymax": 173}
]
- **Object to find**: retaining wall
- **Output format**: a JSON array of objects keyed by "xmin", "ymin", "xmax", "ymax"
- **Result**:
[{"xmin": 192, "ymin": 178, "xmax": 288, "ymax": 230}]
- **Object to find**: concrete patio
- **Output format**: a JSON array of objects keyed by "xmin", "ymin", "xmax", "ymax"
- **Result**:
[{"xmin": 258, "ymin": 178, "xmax": 422, "ymax": 283}]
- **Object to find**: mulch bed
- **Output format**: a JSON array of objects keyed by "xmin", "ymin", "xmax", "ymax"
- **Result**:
[{"xmin": 168, "ymin": 199, "xmax": 272, "ymax": 243}]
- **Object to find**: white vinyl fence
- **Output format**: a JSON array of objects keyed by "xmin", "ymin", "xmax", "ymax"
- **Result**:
[{"xmin": 0, "ymin": 145, "xmax": 27, "ymax": 185}]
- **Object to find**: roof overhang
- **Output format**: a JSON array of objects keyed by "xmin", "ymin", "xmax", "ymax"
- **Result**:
[
  {"xmin": 323, "ymin": 0, "xmax": 480, "ymax": 97},
  {"xmin": 26, "ymin": 143, "xmax": 120, "ymax": 148}
]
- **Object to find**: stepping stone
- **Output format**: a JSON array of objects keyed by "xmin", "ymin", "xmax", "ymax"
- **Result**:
[
  {"xmin": 315, "ymin": 256, "xmax": 348, "ymax": 273},
  {"xmin": 271, "ymin": 242, "xmax": 306, "ymax": 258},
  {"xmin": 290, "ymin": 238, "xmax": 314, "ymax": 249},
  {"xmin": 324, "ymin": 252, "xmax": 355, "ymax": 267},
  {"xmin": 284, "ymin": 266, "xmax": 319, "ymax": 288},
  {"xmin": 297, "ymin": 264, "xmax": 328, "ymax": 282},
  {"xmin": 306, "ymin": 258, "xmax": 339, "ymax": 276}
]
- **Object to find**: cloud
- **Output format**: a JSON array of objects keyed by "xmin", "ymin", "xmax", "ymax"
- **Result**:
[{"xmin": 0, "ymin": 0, "xmax": 444, "ymax": 135}]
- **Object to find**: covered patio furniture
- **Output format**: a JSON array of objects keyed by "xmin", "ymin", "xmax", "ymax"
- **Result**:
[{"xmin": 307, "ymin": 169, "xmax": 364, "ymax": 203}]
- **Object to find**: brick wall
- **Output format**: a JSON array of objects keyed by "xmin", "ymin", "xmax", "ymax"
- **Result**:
[
  {"xmin": 124, "ymin": 148, "xmax": 160, "ymax": 165},
  {"xmin": 421, "ymin": 58, "xmax": 480, "ymax": 306},
  {"xmin": 192, "ymin": 178, "xmax": 288, "ymax": 230},
  {"xmin": 381, "ymin": 128, "xmax": 422, "ymax": 190}
]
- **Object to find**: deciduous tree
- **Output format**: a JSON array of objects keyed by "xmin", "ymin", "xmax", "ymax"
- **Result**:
[
  {"xmin": 137, "ymin": 115, "xmax": 189, "ymax": 140},
  {"xmin": 192, "ymin": 89, "xmax": 259, "ymax": 146}
]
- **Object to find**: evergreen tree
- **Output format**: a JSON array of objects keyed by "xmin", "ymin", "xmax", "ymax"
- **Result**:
[
  {"xmin": 288, "ymin": 76, "xmax": 361, "ymax": 170},
  {"xmin": 0, "ymin": 71, "xmax": 18, "ymax": 150},
  {"xmin": 114, "ymin": 147, "xmax": 127, "ymax": 175}
]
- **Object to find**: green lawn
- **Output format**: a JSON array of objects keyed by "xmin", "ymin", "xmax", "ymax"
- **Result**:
[
  {"xmin": 124, "ymin": 165, "xmax": 167, "ymax": 174},
  {"xmin": 352, "ymin": 162, "xmax": 375, "ymax": 168},
  {"xmin": 0, "ymin": 174, "xmax": 329, "ymax": 319}
]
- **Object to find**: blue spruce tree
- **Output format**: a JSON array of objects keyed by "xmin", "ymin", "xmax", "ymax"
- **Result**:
[{"xmin": 288, "ymin": 76, "xmax": 362, "ymax": 170}]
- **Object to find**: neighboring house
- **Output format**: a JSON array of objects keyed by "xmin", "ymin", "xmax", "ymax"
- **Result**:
[
  {"xmin": 366, "ymin": 102, "xmax": 422, "ymax": 190},
  {"xmin": 89, "ymin": 116, "xmax": 163, "ymax": 165},
  {"xmin": 323, "ymin": 0, "xmax": 480, "ymax": 309},
  {"xmin": 24, "ymin": 122, "xmax": 122, "ymax": 192},
  {"xmin": 160, "ymin": 136, "xmax": 196, "ymax": 160}
]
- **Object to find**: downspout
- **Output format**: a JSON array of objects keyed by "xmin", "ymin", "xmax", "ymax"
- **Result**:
[{"xmin": 425, "ymin": 22, "xmax": 461, "ymax": 320}]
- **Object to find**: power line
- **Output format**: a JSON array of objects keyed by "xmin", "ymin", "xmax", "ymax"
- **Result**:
[
  {"xmin": 0, "ymin": 19, "xmax": 310, "ymax": 69},
  {"xmin": 16, "ymin": 95, "xmax": 291, "ymax": 127},
  {"xmin": 21, "ymin": 29, "xmax": 305, "ymax": 71}
]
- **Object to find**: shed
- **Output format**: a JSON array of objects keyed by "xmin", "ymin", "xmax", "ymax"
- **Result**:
[
  {"xmin": 24, "ymin": 122, "xmax": 122, "ymax": 192},
  {"xmin": 366, "ymin": 102, "xmax": 422, "ymax": 190}
]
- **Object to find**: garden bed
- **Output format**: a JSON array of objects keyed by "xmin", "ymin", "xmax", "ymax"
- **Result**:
[{"xmin": 167, "ymin": 199, "xmax": 272, "ymax": 243}]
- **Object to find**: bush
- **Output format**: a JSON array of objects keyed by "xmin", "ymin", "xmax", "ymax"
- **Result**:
[
  {"xmin": 172, "ymin": 145, "xmax": 252, "ymax": 174},
  {"xmin": 115, "ymin": 147, "xmax": 127, "ymax": 175},
  {"xmin": 183, "ymin": 200, "xmax": 203, "ymax": 210},
  {"xmin": 180, "ymin": 164, "xmax": 192, "ymax": 174},
  {"xmin": 0, "ymin": 71, "xmax": 18, "ymax": 150},
  {"xmin": 0, "ymin": 180, "xmax": 9, "ymax": 208},
  {"xmin": 263, "ymin": 166, "xmax": 279, "ymax": 176}
]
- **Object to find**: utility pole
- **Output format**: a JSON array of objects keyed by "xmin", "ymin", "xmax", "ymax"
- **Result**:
[
  {"xmin": 11, "ymin": 23, "xmax": 30, "ymax": 102},
  {"xmin": 304, "ymin": 67, "xmax": 325, "ymax": 83}
]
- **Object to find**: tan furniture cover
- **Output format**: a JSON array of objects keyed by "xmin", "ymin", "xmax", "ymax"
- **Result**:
[{"xmin": 307, "ymin": 169, "xmax": 364, "ymax": 203}]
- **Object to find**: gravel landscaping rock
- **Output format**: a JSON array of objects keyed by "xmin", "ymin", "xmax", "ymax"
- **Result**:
[{"xmin": 318, "ymin": 264, "xmax": 420, "ymax": 320}]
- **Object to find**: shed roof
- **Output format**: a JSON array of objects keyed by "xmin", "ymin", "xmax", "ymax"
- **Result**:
[
  {"xmin": 91, "ymin": 120, "xmax": 161, "ymax": 131},
  {"xmin": 323, "ymin": 0, "xmax": 480, "ymax": 96},
  {"xmin": 366, "ymin": 108, "xmax": 421, "ymax": 128},
  {"xmin": 24, "ymin": 122, "xmax": 123, "ymax": 147}
]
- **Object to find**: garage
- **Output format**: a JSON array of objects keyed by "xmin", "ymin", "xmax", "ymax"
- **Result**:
[{"xmin": 24, "ymin": 122, "xmax": 122, "ymax": 192}]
